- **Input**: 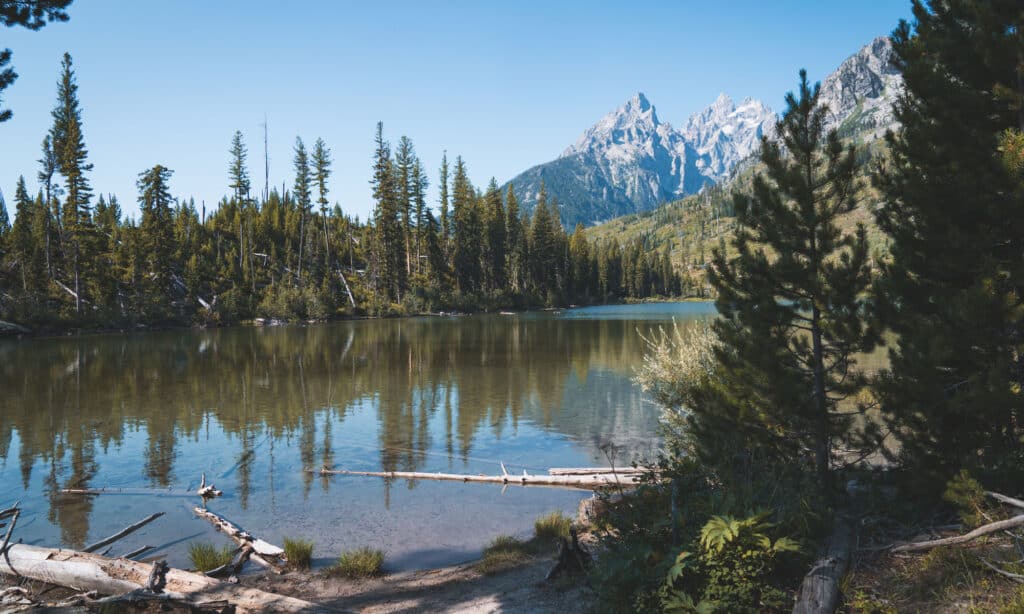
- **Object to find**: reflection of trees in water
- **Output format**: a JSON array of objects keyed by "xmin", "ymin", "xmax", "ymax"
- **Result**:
[{"xmin": 0, "ymin": 314, "xmax": 705, "ymax": 542}]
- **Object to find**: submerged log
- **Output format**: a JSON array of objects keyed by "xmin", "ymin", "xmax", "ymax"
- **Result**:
[
  {"xmin": 0, "ymin": 544, "xmax": 327, "ymax": 613},
  {"xmin": 313, "ymin": 465, "xmax": 642, "ymax": 489},
  {"xmin": 83, "ymin": 512, "xmax": 164, "ymax": 553},
  {"xmin": 59, "ymin": 487, "xmax": 195, "ymax": 497},
  {"xmin": 192, "ymin": 508, "xmax": 286, "ymax": 570}
]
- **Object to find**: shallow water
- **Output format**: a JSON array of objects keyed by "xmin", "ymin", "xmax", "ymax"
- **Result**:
[{"xmin": 0, "ymin": 302, "xmax": 714, "ymax": 570}]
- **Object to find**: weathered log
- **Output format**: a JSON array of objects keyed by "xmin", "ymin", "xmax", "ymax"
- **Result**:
[
  {"xmin": 792, "ymin": 514, "xmax": 852, "ymax": 614},
  {"xmin": 313, "ymin": 466, "xmax": 641, "ymax": 489},
  {"xmin": 988, "ymin": 491, "xmax": 1024, "ymax": 510},
  {"xmin": 205, "ymin": 545, "xmax": 252, "ymax": 578},
  {"xmin": 547, "ymin": 467, "xmax": 648, "ymax": 476},
  {"xmin": 0, "ymin": 503, "xmax": 20, "ymax": 557},
  {"xmin": 0, "ymin": 544, "xmax": 329, "ymax": 613},
  {"xmin": 192, "ymin": 508, "xmax": 286, "ymax": 571},
  {"xmin": 59, "ymin": 487, "xmax": 195, "ymax": 497},
  {"xmin": 83, "ymin": 512, "xmax": 164, "ymax": 553},
  {"xmin": 891, "ymin": 514, "xmax": 1024, "ymax": 553}
]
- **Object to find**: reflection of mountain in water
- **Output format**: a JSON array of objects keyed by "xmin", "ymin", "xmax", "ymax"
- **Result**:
[{"xmin": 0, "ymin": 306, "xmax": 711, "ymax": 546}]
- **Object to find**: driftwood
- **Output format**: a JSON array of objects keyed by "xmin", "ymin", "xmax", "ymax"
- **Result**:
[
  {"xmin": 59, "ymin": 487, "xmax": 196, "ymax": 497},
  {"xmin": 545, "ymin": 528, "xmax": 591, "ymax": 581},
  {"xmin": 0, "ymin": 544, "xmax": 327, "ymax": 613},
  {"xmin": 988, "ymin": 491, "xmax": 1024, "ymax": 510},
  {"xmin": 198, "ymin": 473, "xmax": 223, "ymax": 498},
  {"xmin": 792, "ymin": 514, "xmax": 852, "ymax": 614},
  {"xmin": 891, "ymin": 514, "xmax": 1024, "ymax": 553},
  {"xmin": 123, "ymin": 544, "xmax": 155, "ymax": 559},
  {"xmin": 544, "ymin": 468, "xmax": 647, "ymax": 476},
  {"xmin": 205, "ymin": 545, "xmax": 253, "ymax": 579},
  {"xmin": 0, "ymin": 502, "xmax": 20, "ymax": 557},
  {"xmin": 313, "ymin": 464, "xmax": 642, "ymax": 489},
  {"xmin": 192, "ymin": 508, "xmax": 286, "ymax": 571},
  {"xmin": 83, "ymin": 512, "xmax": 164, "ymax": 553}
]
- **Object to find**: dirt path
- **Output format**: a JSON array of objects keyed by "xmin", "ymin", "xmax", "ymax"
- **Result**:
[{"xmin": 244, "ymin": 556, "xmax": 593, "ymax": 614}]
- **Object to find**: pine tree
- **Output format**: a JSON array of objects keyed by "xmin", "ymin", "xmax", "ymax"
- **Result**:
[
  {"xmin": 312, "ymin": 137, "xmax": 332, "ymax": 270},
  {"xmin": 293, "ymin": 136, "xmax": 312, "ymax": 285},
  {"xmin": 704, "ymin": 71, "xmax": 876, "ymax": 493},
  {"xmin": 451, "ymin": 156, "xmax": 481, "ymax": 294},
  {"xmin": 529, "ymin": 182, "xmax": 559, "ymax": 301},
  {"xmin": 228, "ymin": 130, "xmax": 251, "ymax": 203},
  {"xmin": 411, "ymin": 157, "xmax": 428, "ymax": 275},
  {"xmin": 438, "ymin": 152, "xmax": 450, "ymax": 248},
  {"xmin": 50, "ymin": 52, "xmax": 94, "ymax": 317},
  {"xmin": 371, "ymin": 122, "xmax": 405, "ymax": 302},
  {"xmin": 505, "ymin": 184, "xmax": 526, "ymax": 293},
  {"xmin": 394, "ymin": 136, "xmax": 415, "ymax": 276},
  {"xmin": 873, "ymin": 1, "xmax": 1024, "ymax": 485},
  {"xmin": 137, "ymin": 165, "xmax": 176, "ymax": 319},
  {"xmin": 483, "ymin": 178, "xmax": 506, "ymax": 292}
]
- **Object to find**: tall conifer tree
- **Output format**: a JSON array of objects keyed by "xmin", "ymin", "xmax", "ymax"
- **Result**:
[
  {"xmin": 873, "ymin": 1, "xmax": 1024, "ymax": 485},
  {"xmin": 704, "ymin": 71, "xmax": 876, "ymax": 493}
]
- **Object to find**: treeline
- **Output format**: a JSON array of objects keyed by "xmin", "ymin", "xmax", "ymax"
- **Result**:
[{"xmin": 0, "ymin": 55, "xmax": 681, "ymax": 330}]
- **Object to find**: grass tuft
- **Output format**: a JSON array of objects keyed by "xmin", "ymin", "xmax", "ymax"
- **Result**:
[
  {"xmin": 476, "ymin": 535, "xmax": 533, "ymax": 574},
  {"xmin": 188, "ymin": 541, "xmax": 234, "ymax": 572},
  {"xmin": 331, "ymin": 546, "xmax": 385, "ymax": 578},
  {"xmin": 284, "ymin": 537, "xmax": 314, "ymax": 570},
  {"xmin": 534, "ymin": 510, "xmax": 572, "ymax": 542}
]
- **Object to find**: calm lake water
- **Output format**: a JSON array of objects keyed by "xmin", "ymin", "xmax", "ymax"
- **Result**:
[{"xmin": 0, "ymin": 302, "xmax": 714, "ymax": 571}]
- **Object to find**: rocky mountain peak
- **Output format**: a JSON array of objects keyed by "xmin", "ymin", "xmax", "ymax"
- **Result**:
[{"xmin": 818, "ymin": 36, "xmax": 900, "ymax": 137}]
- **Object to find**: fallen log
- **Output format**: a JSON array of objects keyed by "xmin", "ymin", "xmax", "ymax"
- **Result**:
[
  {"xmin": 792, "ymin": 514, "xmax": 852, "ymax": 614},
  {"xmin": 312, "ymin": 465, "xmax": 642, "ymax": 489},
  {"xmin": 0, "ymin": 544, "xmax": 329, "ymax": 613},
  {"xmin": 988, "ymin": 491, "xmax": 1024, "ymax": 510},
  {"xmin": 59, "ymin": 487, "xmax": 195, "ymax": 497},
  {"xmin": 548, "ymin": 468, "xmax": 643, "ymax": 476},
  {"xmin": 83, "ymin": 512, "xmax": 164, "ymax": 553},
  {"xmin": 192, "ymin": 508, "xmax": 286, "ymax": 571},
  {"xmin": 891, "ymin": 514, "xmax": 1024, "ymax": 553},
  {"xmin": 122, "ymin": 544, "xmax": 154, "ymax": 559}
]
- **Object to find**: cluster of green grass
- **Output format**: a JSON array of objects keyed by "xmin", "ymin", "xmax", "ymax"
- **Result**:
[
  {"xmin": 331, "ymin": 546, "xmax": 386, "ymax": 578},
  {"xmin": 476, "ymin": 510, "xmax": 575, "ymax": 575},
  {"xmin": 283, "ymin": 537, "xmax": 314, "ymax": 570},
  {"xmin": 534, "ymin": 510, "xmax": 572, "ymax": 542},
  {"xmin": 188, "ymin": 542, "xmax": 235, "ymax": 572}
]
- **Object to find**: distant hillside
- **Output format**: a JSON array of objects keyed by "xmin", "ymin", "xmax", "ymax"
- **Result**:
[{"xmin": 503, "ymin": 36, "xmax": 900, "ymax": 229}]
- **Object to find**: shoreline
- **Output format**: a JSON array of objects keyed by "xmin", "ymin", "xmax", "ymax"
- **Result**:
[{"xmin": 0, "ymin": 296, "xmax": 707, "ymax": 341}]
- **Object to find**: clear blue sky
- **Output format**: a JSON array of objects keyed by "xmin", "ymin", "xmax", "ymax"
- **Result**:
[{"xmin": 0, "ymin": 1, "xmax": 911, "ymax": 222}]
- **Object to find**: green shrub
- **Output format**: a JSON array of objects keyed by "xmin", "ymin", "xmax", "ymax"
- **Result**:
[
  {"xmin": 660, "ymin": 512, "xmax": 800, "ymax": 613},
  {"xmin": 534, "ymin": 511, "xmax": 572, "ymax": 542},
  {"xmin": 477, "ymin": 535, "xmax": 532, "ymax": 574},
  {"xmin": 943, "ymin": 469, "xmax": 988, "ymax": 528},
  {"xmin": 188, "ymin": 542, "xmax": 234, "ymax": 572},
  {"xmin": 283, "ymin": 537, "xmax": 314, "ymax": 570},
  {"xmin": 332, "ymin": 547, "xmax": 385, "ymax": 578}
]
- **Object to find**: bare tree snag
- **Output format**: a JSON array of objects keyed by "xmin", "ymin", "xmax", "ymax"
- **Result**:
[
  {"xmin": 891, "ymin": 514, "xmax": 1024, "ymax": 553},
  {"xmin": 198, "ymin": 473, "xmax": 223, "ymax": 498},
  {"xmin": 83, "ymin": 512, "xmax": 164, "ymax": 553}
]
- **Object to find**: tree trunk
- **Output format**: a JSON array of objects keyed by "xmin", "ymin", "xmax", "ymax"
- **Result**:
[{"xmin": 792, "ymin": 514, "xmax": 852, "ymax": 614}]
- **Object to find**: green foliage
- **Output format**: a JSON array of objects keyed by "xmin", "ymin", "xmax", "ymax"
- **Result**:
[
  {"xmin": 872, "ymin": 0, "xmax": 1024, "ymax": 491},
  {"xmin": 942, "ymin": 470, "xmax": 988, "ymax": 528},
  {"xmin": 534, "ymin": 511, "xmax": 571, "ymax": 542},
  {"xmin": 283, "ymin": 537, "xmax": 314, "ymax": 570},
  {"xmin": 188, "ymin": 541, "xmax": 234, "ymax": 572},
  {"xmin": 332, "ymin": 546, "xmax": 385, "ymax": 578},
  {"xmin": 660, "ymin": 513, "xmax": 800, "ymax": 613}
]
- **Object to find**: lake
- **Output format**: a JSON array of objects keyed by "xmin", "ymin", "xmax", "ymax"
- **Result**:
[{"xmin": 0, "ymin": 302, "xmax": 715, "ymax": 571}]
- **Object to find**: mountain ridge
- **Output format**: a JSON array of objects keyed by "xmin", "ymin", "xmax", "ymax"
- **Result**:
[{"xmin": 503, "ymin": 36, "xmax": 900, "ymax": 228}]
